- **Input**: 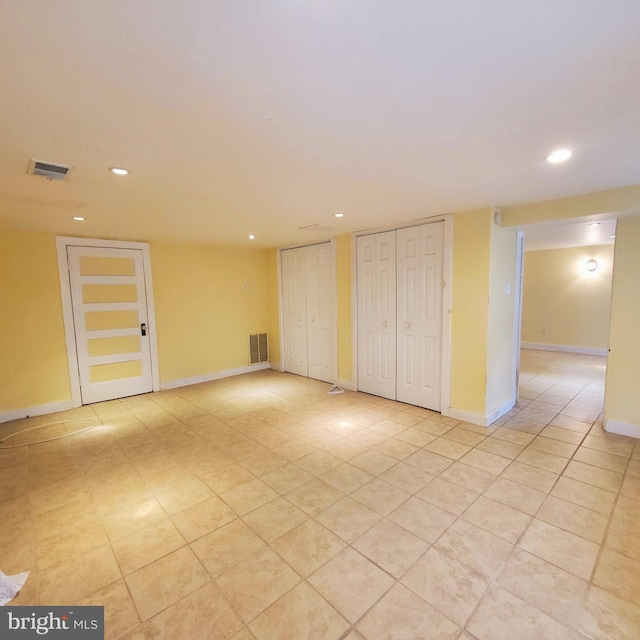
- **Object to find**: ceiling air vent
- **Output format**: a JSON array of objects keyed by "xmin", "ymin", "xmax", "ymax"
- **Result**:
[
  {"xmin": 28, "ymin": 158, "xmax": 72, "ymax": 181},
  {"xmin": 298, "ymin": 224, "xmax": 338, "ymax": 233}
]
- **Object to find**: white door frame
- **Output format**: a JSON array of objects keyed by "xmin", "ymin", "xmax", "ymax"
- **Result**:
[
  {"xmin": 352, "ymin": 214, "xmax": 453, "ymax": 411},
  {"xmin": 56, "ymin": 236, "xmax": 161, "ymax": 407},
  {"xmin": 277, "ymin": 239, "xmax": 338, "ymax": 384}
]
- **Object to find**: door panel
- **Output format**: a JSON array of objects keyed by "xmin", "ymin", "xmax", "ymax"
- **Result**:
[
  {"xmin": 396, "ymin": 222, "xmax": 443, "ymax": 409},
  {"xmin": 282, "ymin": 243, "xmax": 334, "ymax": 383},
  {"xmin": 307, "ymin": 242, "xmax": 334, "ymax": 382},
  {"xmin": 282, "ymin": 248, "xmax": 308, "ymax": 377},
  {"xmin": 357, "ymin": 231, "xmax": 397, "ymax": 399},
  {"xmin": 67, "ymin": 246, "xmax": 153, "ymax": 404}
]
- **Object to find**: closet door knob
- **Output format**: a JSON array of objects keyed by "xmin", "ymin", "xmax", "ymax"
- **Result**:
[
  {"xmin": 383, "ymin": 321, "xmax": 388, "ymax": 328},
  {"xmin": 405, "ymin": 322, "xmax": 410, "ymax": 329}
]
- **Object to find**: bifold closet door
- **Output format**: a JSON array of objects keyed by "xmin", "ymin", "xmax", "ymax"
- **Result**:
[
  {"xmin": 356, "ymin": 231, "xmax": 397, "ymax": 399},
  {"xmin": 357, "ymin": 222, "xmax": 444, "ymax": 411},
  {"xmin": 282, "ymin": 243, "xmax": 334, "ymax": 383},
  {"xmin": 306, "ymin": 243, "xmax": 334, "ymax": 383},
  {"xmin": 282, "ymin": 247, "xmax": 308, "ymax": 377},
  {"xmin": 396, "ymin": 222, "xmax": 443, "ymax": 410}
]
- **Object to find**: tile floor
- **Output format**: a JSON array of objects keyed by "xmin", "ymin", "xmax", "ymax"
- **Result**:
[{"xmin": 1, "ymin": 349, "xmax": 639, "ymax": 639}]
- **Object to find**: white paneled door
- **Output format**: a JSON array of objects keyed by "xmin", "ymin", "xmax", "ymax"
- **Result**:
[
  {"xmin": 281, "ymin": 243, "xmax": 335, "ymax": 383},
  {"xmin": 282, "ymin": 247, "xmax": 308, "ymax": 377},
  {"xmin": 396, "ymin": 223, "xmax": 443, "ymax": 409},
  {"xmin": 356, "ymin": 231, "xmax": 397, "ymax": 400},
  {"xmin": 67, "ymin": 246, "xmax": 154, "ymax": 404},
  {"xmin": 357, "ymin": 222, "xmax": 444, "ymax": 411}
]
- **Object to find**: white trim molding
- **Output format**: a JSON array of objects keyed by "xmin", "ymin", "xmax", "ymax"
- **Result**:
[
  {"xmin": 442, "ymin": 407, "xmax": 488, "ymax": 427},
  {"xmin": 0, "ymin": 400, "xmax": 74, "ymax": 425},
  {"xmin": 604, "ymin": 418, "xmax": 640, "ymax": 440},
  {"xmin": 521, "ymin": 342, "xmax": 608, "ymax": 357},
  {"xmin": 443, "ymin": 397, "xmax": 514, "ymax": 428},
  {"xmin": 161, "ymin": 363, "xmax": 271, "ymax": 390},
  {"xmin": 485, "ymin": 399, "xmax": 516, "ymax": 426}
]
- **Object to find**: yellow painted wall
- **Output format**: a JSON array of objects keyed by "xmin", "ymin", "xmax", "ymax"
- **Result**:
[
  {"xmin": 450, "ymin": 209, "xmax": 492, "ymax": 416},
  {"xmin": 150, "ymin": 242, "xmax": 269, "ymax": 383},
  {"xmin": 486, "ymin": 224, "xmax": 518, "ymax": 414},
  {"xmin": 521, "ymin": 245, "xmax": 613, "ymax": 350},
  {"xmin": 336, "ymin": 234, "xmax": 352, "ymax": 383},
  {"xmin": 604, "ymin": 215, "xmax": 640, "ymax": 427},
  {"xmin": 0, "ymin": 228, "xmax": 271, "ymax": 417},
  {"xmin": 265, "ymin": 248, "xmax": 281, "ymax": 371},
  {"xmin": 0, "ymin": 226, "xmax": 71, "ymax": 411},
  {"xmin": 501, "ymin": 183, "xmax": 640, "ymax": 227}
]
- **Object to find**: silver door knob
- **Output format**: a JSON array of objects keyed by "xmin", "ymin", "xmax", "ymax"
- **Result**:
[
  {"xmin": 383, "ymin": 321, "xmax": 388, "ymax": 328},
  {"xmin": 405, "ymin": 322, "xmax": 410, "ymax": 329}
]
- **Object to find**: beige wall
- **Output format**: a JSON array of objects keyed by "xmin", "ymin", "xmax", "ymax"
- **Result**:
[
  {"xmin": 521, "ymin": 245, "xmax": 613, "ymax": 350},
  {"xmin": 0, "ymin": 227, "xmax": 71, "ymax": 412},
  {"xmin": 449, "ymin": 209, "xmax": 492, "ymax": 416},
  {"xmin": 605, "ymin": 215, "xmax": 640, "ymax": 430},
  {"xmin": 502, "ymin": 183, "xmax": 640, "ymax": 227},
  {"xmin": 486, "ymin": 224, "xmax": 518, "ymax": 414},
  {"xmin": 150, "ymin": 242, "xmax": 269, "ymax": 384},
  {"xmin": 0, "ymin": 226, "xmax": 271, "ymax": 416}
]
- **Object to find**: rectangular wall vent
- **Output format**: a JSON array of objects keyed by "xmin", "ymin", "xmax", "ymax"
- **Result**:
[
  {"xmin": 249, "ymin": 333, "xmax": 269, "ymax": 365},
  {"xmin": 28, "ymin": 158, "xmax": 72, "ymax": 181}
]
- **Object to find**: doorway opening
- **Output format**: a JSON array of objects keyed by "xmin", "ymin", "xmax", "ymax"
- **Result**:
[{"xmin": 505, "ymin": 217, "xmax": 615, "ymax": 434}]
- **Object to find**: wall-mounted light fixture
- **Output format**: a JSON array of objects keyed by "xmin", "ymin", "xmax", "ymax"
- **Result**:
[{"xmin": 586, "ymin": 259, "xmax": 598, "ymax": 272}]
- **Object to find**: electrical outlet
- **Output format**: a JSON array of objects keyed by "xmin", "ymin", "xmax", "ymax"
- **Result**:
[{"xmin": 242, "ymin": 283, "xmax": 248, "ymax": 291}]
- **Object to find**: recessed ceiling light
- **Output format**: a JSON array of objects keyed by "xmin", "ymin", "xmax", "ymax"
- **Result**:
[
  {"xmin": 588, "ymin": 222, "xmax": 600, "ymax": 227},
  {"xmin": 546, "ymin": 149, "xmax": 572, "ymax": 164},
  {"xmin": 248, "ymin": 234, "xmax": 255, "ymax": 240},
  {"xmin": 334, "ymin": 213, "xmax": 344, "ymax": 218},
  {"xmin": 109, "ymin": 167, "xmax": 128, "ymax": 175},
  {"xmin": 72, "ymin": 216, "xmax": 85, "ymax": 221}
]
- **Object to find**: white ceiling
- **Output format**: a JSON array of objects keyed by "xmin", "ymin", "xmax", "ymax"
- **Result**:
[{"xmin": 1, "ymin": 1, "xmax": 639, "ymax": 248}]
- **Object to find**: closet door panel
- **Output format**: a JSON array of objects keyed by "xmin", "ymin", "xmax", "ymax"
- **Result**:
[
  {"xmin": 419, "ymin": 222, "xmax": 443, "ymax": 410},
  {"xmin": 282, "ymin": 247, "xmax": 308, "ymax": 377},
  {"xmin": 396, "ymin": 223, "xmax": 443, "ymax": 409},
  {"xmin": 307, "ymin": 243, "xmax": 333, "ymax": 383},
  {"xmin": 357, "ymin": 231, "xmax": 396, "ymax": 399}
]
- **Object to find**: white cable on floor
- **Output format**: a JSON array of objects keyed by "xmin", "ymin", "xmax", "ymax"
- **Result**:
[{"xmin": 0, "ymin": 418, "xmax": 99, "ymax": 449}]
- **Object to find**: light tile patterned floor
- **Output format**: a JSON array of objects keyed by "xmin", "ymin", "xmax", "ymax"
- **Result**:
[{"xmin": 1, "ymin": 349, "xmax": 639, "ymax": 639}]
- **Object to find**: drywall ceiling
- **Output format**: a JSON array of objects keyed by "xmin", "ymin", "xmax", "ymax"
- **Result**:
[
  {"xmin": 524, "ymin": 217, "xmax": 617, "ymax": 251},
  {"xmin": 1, "ymin": 1, "xmax": 639, "ymax": 248}
]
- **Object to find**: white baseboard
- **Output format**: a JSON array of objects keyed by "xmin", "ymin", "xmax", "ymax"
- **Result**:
[
  {"xmin": 604, "ymin": 418, "xmax": 640, "ymax": 440},
  {"xmin": 0, "ymin": 400, "xmax": 74, "ymax": 424},
  {"xmin": 521, "ymin": 342, "xmax": 608, "ymax": 357},
  {"xmin": 443, "ymin": 398, "xmax": 515, "ymax": 428},
  {"xmin": 161, "ymin": 363, "xmax": 272, "ymax": 390},
  {"xmin": 442, "ymin": 407, "xmax": 488, "ymax": 427},
  {"xmin": 337, "ymin": 379, "xmax": 356, "ymax": 392},
  {"xmin": 485, "ymin": 398, "xmax": 516, "ymax": 425}
]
